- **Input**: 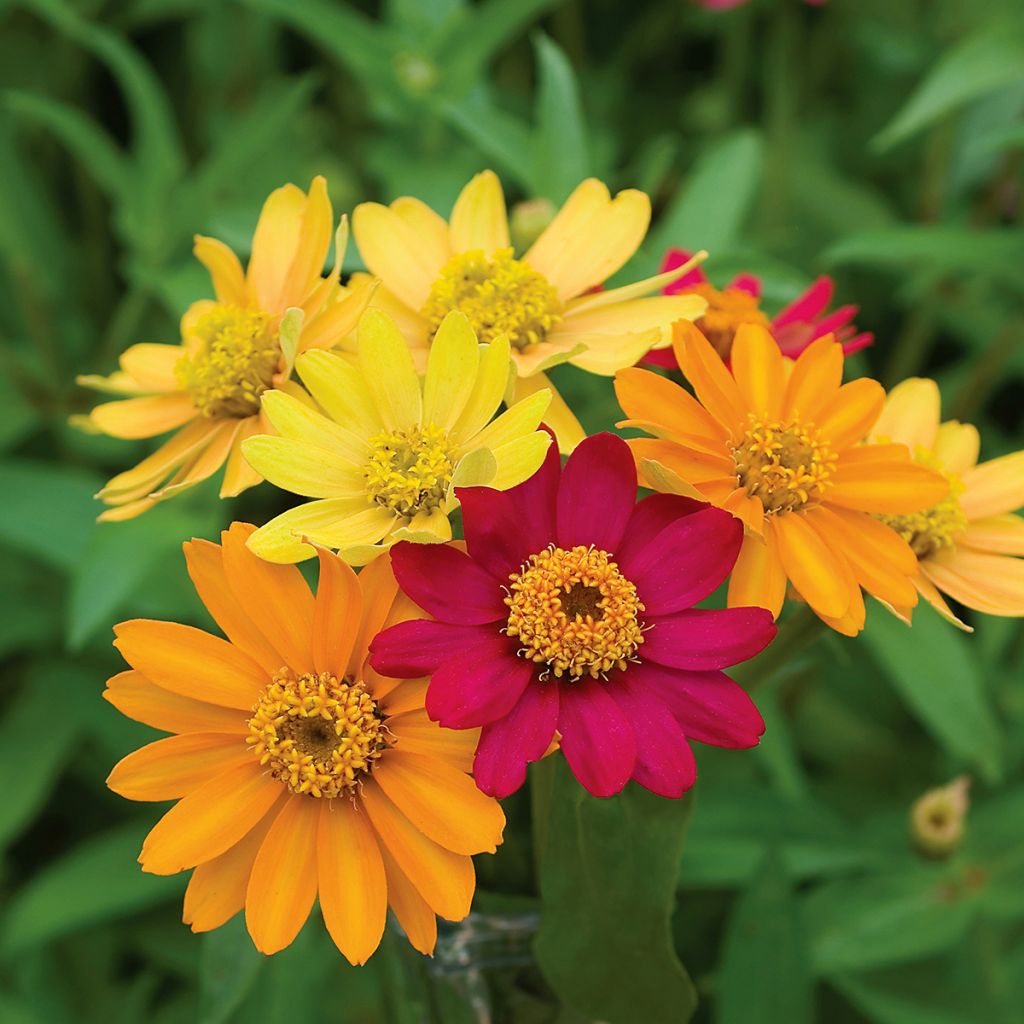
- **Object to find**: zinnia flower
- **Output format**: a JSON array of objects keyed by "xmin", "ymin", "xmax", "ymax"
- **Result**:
[
  {"xmin": 616, "ymin": 325, "xmax": 950, "ymax": 635},
  {"xmin": 105, "ymin": 524, "xmax": 504, "ymax": 962},
  {"xmin": 242, "ymin": 308, "xmax": 552, "ymax": 564},
  {"xmin": 79, "ymin": 177, "xmax": 372, "ymax": 520},
  {"xmin": 350, "ymin": 171, "xmax": 706, "ymax": 453},
  {"xmin": 645, "ymin": 248, "xmax": 872, "ymax": 368},
  {"xmin": 369, "ymin": 433, "xmax": 777, "ymax": 799},
  {"xmin": 870, "ymin": 378, "xmax": 1024, "ymax": 627}
]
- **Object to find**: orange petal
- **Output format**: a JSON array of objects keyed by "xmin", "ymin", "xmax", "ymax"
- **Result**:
[
  {"xmin": 103, "ymin": 670, "xmax": 249, "ymax": 735},
  {"xmin": 959, "ymin": 452, "xmax": 1024, "ymax": 520},
  {"xmin": 183, "ymin": 801, "xmax": 283, "ymax": 932},
  {"xmin": 348, "ymin": 553, "xmax": 400, "ymax": 676},
  {"xmin": 245, "ymin": 796, "xmax": 319, "ymax": 955},
  {"xmin": 91, "ymin": 394, "xmax": 197, "ymax": 440},
  {"xmin": 828, "ymin": 455, "xmax": 949, "ymax": 514},
  {"xmin": 317, "ymin": 799, "xmax": 387, "ymax": 965},
  {"xmin": 727, "ymin": 528, "xmax": 786, "ymax": 617},
  {"xmin": 119, "ymin": 343, "xmax": 185, "ymax": 392},
  {"xmin": 372, "ymin": 750, "xmax": 504, "ymax": 855},
  {"xmin": 782, "ymin": 335, "xmax": 842, "ymax": 424},
  {"xmin": 722, "ymin": 487, "xmax": 765, "ymax": 536},
  {"xmin": 360, "ymin": 779, "xmax": 475, "ymax": 920},
  {"xmin": 312, "ymin": 548, "xmax": 363, "ymax": 679},
  {"xmin": 819, "ymin": 378, "xmax": 886, "ymax": 451},
  {"xmin": 772, "ymin": 513, "xmax": 852, "ymax": 620},
  {"xmin": 628, "ymin": 437, "xmax": 734, "ymax": 486},
  {"xmin": 224, "ymin": 522, "xmax": 316, "ymax": 674},
  {"xmin": 731, "ymin": 324, "xmax": 784, "ymax": 420},
  {"xmin": 380, "ymin": 679, "xmax": 429, "ymax": 717},
  {"xmin": 676, "ymin": 322, "xmax": 747, "ymax": 431},
  {"xmin": 379, "ymin": 844, "xmax": 437, "ymax": 955},
  {"xmin": 140, "ymin": 762, "xmax": 281, "ymax": 874},
  {"xmin": 219, "ymin": 416, "xmax": 265, "ymax": 498},
  {"xmin": 194, "ymin": 235, "xmax": 249, "ymax": 306},
  {"xmin": 108, "ymin": 733, "xmax": 249, "ymax": 802},
  {"xmin": 113, "ymin": 620, "xmax": 265, "ymax": 709},
  {"xmin": 388, "ymin": 711, "xmax": 478, "ymax": 773},
  {"xmin": 922, "ymin": 548, "xmax": 1024, "ymax": 616},
  {"xmin": 959, "ymin": 514, "xmax": 1024, "ymax": 556},
  {"xmin": 614, "ymin": 366, "xmax": 725, "ymax": 443}
]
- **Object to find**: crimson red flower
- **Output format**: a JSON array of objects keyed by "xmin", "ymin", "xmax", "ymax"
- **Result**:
[
  {"xmin": 370, "ymin": 433, "xmax": 777, "ymax": 799},
  {"xmin": 645, "ymin": 248, "xmax": 872, "ymax": 368}
]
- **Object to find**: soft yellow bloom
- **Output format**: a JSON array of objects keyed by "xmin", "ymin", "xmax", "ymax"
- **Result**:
[
  {"xmin": 872, "ymin": 378, "xmax": 1024, "ymax": 628},
  {"xmin": 78, "ymin": 177, "xmax": 373, "ymax": 520},
  {"xmin": 242, "ymin": 308, "xmax": 553, "ymax": 564},
  {"xmin": 350, "ymin": 170, "xmax": 706, "ymax": 453}
]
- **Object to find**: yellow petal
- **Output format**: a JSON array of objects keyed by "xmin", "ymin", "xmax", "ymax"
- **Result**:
[
  {"xmin": 959, "ymin": 451, "xmax": 1024, "ymax": 520},
  {"xmin": 91, "ymin": 394, "xmax": 196, "ymax": 439},
  {"xmin": 488, "ymin": 431, "xmax": 553, "ymax": 490},
  {"xmin": 871, "ymin": 377, "xmax": 940, "ymax": 449},
  {"xmin": 392, "ymin": 196, "xmax": 451, "ymax": 267},
  {"xmin": 280, "ymin": 176, "xmax": 333, "ymax": 309},
  {"xmin": 922, "ymin": 548, "xmax": 1024, "ymax": 616},
  {"xmin": 566, "ymin": 329, "xmax": 661, "ymax": 375},
  {"xmin": 357, "ymin": 309, "xmax": 423, "ymax": 430},
  {"xmin": 449, "ymin": 170, "xmax": 510, "ymax": 254},
  {"xmin": 242, "ymin": 435, "xmax": 363, "ymax": 498},
  {"xmin": 387, "ymin": 711, "xmax": 478, "ymax": 773},
  {"xmin": 508, "ymin": 372, "xmax": 583, "ymax": 454},
  {"xmin": 193, "ymin": 235, "xmax": 249, "ymax": 306},
  {"xmin": 296, "ymin": 349, "xmax": 383, "ymax": 437},
  {"xmin": 247, "ymin": 182, "xmax": 307, "ymax": 311},
  {"xmin": 932, "ymin": 420, "xmax": 980, "ymax": 474},
  {"xmin": 220, "ymin": 416, "xmax": 265, "ymax": 498},
  {"xmin": 119, "ymin": 343, "xmax": 184, "ymax": 392},
  {"xmin": 561, "ymin": 294, "xmax": 705, "ymax": 339},
  {"xmin": 958, "ymin": 513, "xmax": 1024, "ymax": 555},
  {"xmin": 422, "ymin": 311, "xmax": 479, "ymax": 430},
  {"xmin": 450, "ymin": 334, "xmax": 512, "ymax": 443},
  {"xmin": 911, "ymin": 571, "xmax": 972, "ymax": 631}
]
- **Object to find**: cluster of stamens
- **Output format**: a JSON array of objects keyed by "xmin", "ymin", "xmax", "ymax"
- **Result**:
[
  {"xmin": 421, "ymin": 247, "xmax": 563, "ymax": 351},
  {"xmin": 177, "ymin": 304, "xmax": 279, "ymax": 418},
  {"xmin": 504, "ymin": 545, "xmax": 645, "ymax": 680},
  {"xmin": 690, "ymin": 283, "xmax": 770, "ymax": 358},
  {"xmin": 247, "ymin": 669, "xmax": 390, "ymax": 799},
  {"xmin": 364, "ymin": 424, "xmax": 456, "ymax": 519},
  {"xmin": 878, "ymin": 449, "xmax": 967, "ymax": 559},
  {"xmin": 731, "ymin": 414, "xmax": 836, "ymax": 514}
]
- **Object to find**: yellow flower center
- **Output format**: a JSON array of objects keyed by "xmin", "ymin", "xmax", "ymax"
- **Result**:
[
  {"xmin": 691, "ymin": 283, "xmax": 770, "ymax": 359},
  {"xmin": 421, "ymin": 247, "xmax": 562, "ymax": 351},
  {"xmin": 504, "ymin": 545, "xmax": 645, "ymax": 680},
  {"xmin": 365, "ymin": 424, "xmax": 456, "ymax": 518},
  {"xmin": 731, "ymin": 414, "xmax": 837, "ymax": 514},
  {"xmin": 247, "ymin": 669, "xmax": 389, "ymax": 799},
  {"xmin": 177, "ymin": 304, "xmax": 279, "ymax": 418},
  {"xmin": 878, "ymin": 448, "xmax": 967, "ymax": 558}
]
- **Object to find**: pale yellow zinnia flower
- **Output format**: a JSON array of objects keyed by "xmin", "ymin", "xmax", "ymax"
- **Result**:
[
  {"xmin": 242, "ymin": 309, "xmax": 552, "ymax": 564},
  {"xmin": 350, "ymin": 170, "xmax": 706, "ymax": 453}
]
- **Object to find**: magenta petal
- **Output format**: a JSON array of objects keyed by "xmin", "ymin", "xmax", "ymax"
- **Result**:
[
  {"xmin": 557, "ymin": 679, "xmax": 636, "ymax": 797},
  {"xmin": 625, "ymin": 506, "xmax": 742, "ymax": 615},
  {"xmin": 556, "ymin": 433, "xmax": 637, "ymax": 552},
  {"xmin": 813, "ymin": 304, "xmax": 857, "ymax": 337},
  {"xmin": 609, "ymin": 676, "xmax": 697, "ymax": 798},
  {"xmin": 773, "ymin": 276, "xmax": 833, "ymax": 328},
  {"xmin": 842, "ymin": 331, "xmax": 874, "ymax": 355},
  {"xmin": 370, "ymin": 619, "xmax": 492, "ymax": 678},
  {"xmin": 389, "ymin": 542, "xmax": 505, "ymax": 625},
  {"xmin": 473, "ymin": 684, "xmax": 560, "ymax": 798},
  {"xmin": 457, "ymin": 432, "xmax": 560, "ymax": 579},
  {"xmin": 660, "ymin": 248, "xmax": 707, "ymax": 293},
  {"xmin": 641, "ymin": 346, "xmax": 679, "ymax": 370},
  {"xmin": 642, "ymin": 607, "xmax": 777, "ymax": 670},
  {"xmin": 425, "ymin": 634, "xmax": 532, "ymax": 729},
  {"xmin": 615, "ymin": 493, "xmax": 707, "ymax": 571},
  {"xmin": 730, "ymin": 273, "xmax": 762, "ymax": 299},
  {"xmin": 628, "ymin": 662, "xmax": 765, "ymax": 749}
]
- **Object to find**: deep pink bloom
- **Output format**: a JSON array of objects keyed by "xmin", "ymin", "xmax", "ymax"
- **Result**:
[
  {"xmin": 370, "ymin": 433, "xmax": 776, "ymax": 800},
  {"xmin": 645, "ymin": 248, "xmax": 872, "ymax": 368}
]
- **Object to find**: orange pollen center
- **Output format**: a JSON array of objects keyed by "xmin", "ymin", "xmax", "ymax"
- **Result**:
[
  {"xmin": 731, "ymin": 414, "xmax": 836, "ymax": 514},
  {"xmin": 691, "ymin": 283, "xmax": 770, "ymax": 358},
  {"xmin": 246, "ymin": 668, "xmax": 390, "ymax": 799},
  {"xmin": 504, "ymin": 545, "xmax": 645, "ymax": 680}
]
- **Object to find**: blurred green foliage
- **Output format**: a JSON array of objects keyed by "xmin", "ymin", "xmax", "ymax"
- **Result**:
[{"xmin": 1, "ymin": 0, "xmax": 1022, "ymax": 1021}]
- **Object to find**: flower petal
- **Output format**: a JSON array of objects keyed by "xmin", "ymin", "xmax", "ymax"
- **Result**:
[
  {"xmin": 615, "ymin": 493, "xmax": 708, "ymax": 570},
  {"xmin": 389, "ymin": 542, "xmax": 506, "ymax": 624},
  {"xmin": 819, "ymin": 378, "xmax": 886, "ymax": 451},
  {"xmin": 379, "ymin": 844, "xmax": 437, "ymax": 955},
  {"xmin": 556, "ymin": 432, "xmax": 637, "ymax": 551},
  {"xmin": 194, "ymin": 234, "xmax": 248, "ymax": 306},
  {"xmin": 959, "ymin": 452, "xmax": 1024, "ymax": 520},
  {"xmin": 642, "ymin": 607, "xmax": 777, "ymax": 670},
  {"xmin": 247, "ymin": 182, "xmax": 307, "ymax": 311},
  {"xmin": 676, "ymin": 323, "xmax": 747, "ymax": 430},
  {"xmin": 312, "ymin": 548, "xmax": 363, "ymax": 678},
  {"xmin": 370, "ymin": 619, "xmax": 492, "ymax": 677},
  {"xmin": 295, "ymin": 349, "xmax": 384, "ymax": 436},
  {"xmin": 242, "ymin": 435, "xmax": 363, "ymax": 498},
  {"xmin": 449, "ymin": 170, "xmax": 510, "ymax": 254},
  {"xmin": 91, "ymin": 394, "xmax": 197, "ymax": 439},
  {"xmin": 933, "ymin": 421, "xmax": 980, "ymax": 475},
  {"xmin": 828, "ymin": 454, "xmax": 950, "ymax": 514},
  {"xmin": 103, "ymin": 670, "xmax": 249, "ymax": 735},
  {"xmin": 771, "ymin": 512, "xmax": 852, "ymax": 619},
  {"xmin": 870, "ymin": 377, "xmax": 940, "ymax": 449},
  {"xmin": 388, "ymin": 710, "xmax": 479, "ymax": 772},
  {"xmin": 451, "ymin": 334, "xmax": 513, "ymax": 443},
  {"xmin": 959, "ymin": 514, "xmax": 1024, "ymax": 556},
  {"xmin": 422, "ymin": 311, "xmax": 479, "ymax": 431},
  {"xmin": 557, "ymin": 679, "xmax": 636, "ymax": 797},
  {"xmin": 614, "ymin": 366, "xmax": 724, "ymax": 443},
  {"xmin": 731, "ymin": 324, "xmax": 784, "ymax": 420},
  {"xmin": 782, "ymin": 335, "xmax": 842, "ymax": 424},
  {"xmin": 356, "ymin": 309, "xmax": 423, "ymax": 431},
  {"xmin": 922, "ymin": 548, "xmax": 1024, "ymax": 616}
]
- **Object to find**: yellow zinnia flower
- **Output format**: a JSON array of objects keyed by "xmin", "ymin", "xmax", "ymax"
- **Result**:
[
  {"xmin": 79, "ymin": 177, "xmax": 372, "ymax": 520},
  {"xmin": 615, "ymin": 323, "xmax": 950, "ymax": 635},
  {"xmin": 105, "ymin": 524, "xmax": 504, "ymax": 962},
  {"xmin": 241, "ymin": 308, "xmax": 552, "ymax": 564},
  {"xmin": 871, "ymin": 377, "xmax": 1024, "ymax": 628},
  {"xmin": 350, "ymin": 170, "xmax": 706, "ymax": 453}
]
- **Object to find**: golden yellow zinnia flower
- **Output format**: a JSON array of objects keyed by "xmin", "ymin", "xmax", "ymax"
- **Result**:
[
  {"xmin": 350, "ymin": 170, "xmax": 706, "ymax": 453},
  {"xmin": 105, "ymin": 524, "xmax": 504, "ymax": 962},
  {"xmin": 242, "ymin": 308, "xmax": 552, "ymax": 564},
  {"xmin": 615, "ymin": 323, "xmax": 950, "ymax": 635},
  {"xmin": 871, "ymin": 377, "xmax": 1024, "ymax": 628},
  {"xmin": 79, "ymin": 177, "xmax": 373, "ymax": 520}
]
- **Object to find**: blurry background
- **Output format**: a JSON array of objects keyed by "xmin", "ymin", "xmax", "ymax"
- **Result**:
[{"xmin": 1, "ymin": 0, "xmax": 1023, "ymax": 1021}]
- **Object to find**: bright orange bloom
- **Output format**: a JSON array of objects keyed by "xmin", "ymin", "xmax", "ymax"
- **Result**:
[
  {"xmin": 79, "ymin": 178, "xmax": 372, "ymax": 520},
  {"xmin": 105, "ymin": 524, "xmax": 504, "ymax": 962},
  {"xmin": 871, "ymin": 378, "xmax": 1024, "ymax": 628},
  {"xmin": 615, "ymin": 324, "xmax": 949, "ymax": 634}
]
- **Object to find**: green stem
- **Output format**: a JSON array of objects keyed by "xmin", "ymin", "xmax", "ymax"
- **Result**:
[{"xmin": 529, "ymin": 754, "xmax": 556, "ymax": 888}]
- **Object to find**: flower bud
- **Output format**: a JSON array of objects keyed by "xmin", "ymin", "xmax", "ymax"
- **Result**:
[{"xmin": 909, "ymin": 776, "xmax": 970, "ymax": 859}]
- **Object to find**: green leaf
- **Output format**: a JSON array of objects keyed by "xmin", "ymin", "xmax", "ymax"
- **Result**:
[
  {"xmin": 717, "ymin": 853, "xmax": 813, "ymax": 1024},
  {"xmin": 648, "ymin": 129, "xmax": 764, "ymax": 264},
  {"xmin": 531, "ymin": 34, "xmax": 589, "ymax": 203},
  {"xmin": 802, "ymin": 866, "xmax": 976, "ymax": 975},
  {"xmin": 534, "ymin": 761, "xmax": 697, "ymax": 1024},
  {"xmin": 198, "ymin": 915, "xmax": 265, "ymax": 1024},
  {"xmin": 875, "ymin": 20, "xmax": 1024, "ymax": 150},
  {"xmin": 439, "ymin": 93, "xmax": 534, "ymax": 189},
  {"xmin": 0, "ymin": 822, "xmax": 184, "ymax": 956},
  {"xmin": 863, "ymin": 602, "xmax": 1002, "ymax": 783}
]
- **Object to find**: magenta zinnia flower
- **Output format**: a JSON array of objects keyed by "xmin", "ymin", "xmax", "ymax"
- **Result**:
[
  {"xmin": 370, "ymin": 433, "xmax": 777, "ymax": 799},
  {"xmin": 645, "ymin": 248, "xmax": 872, "ymax": 368}
]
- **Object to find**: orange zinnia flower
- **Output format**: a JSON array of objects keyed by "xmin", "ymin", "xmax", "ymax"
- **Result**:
[
  {"xmin": 871, "ymin": 378, "xmax": 1024, "ymax": 628},
  {"xmin": 79, "ymin": 178, "xmax": 372, "ymax": 520},
  {"xmin": 104, "ymin": 524, "xmax": 504, "ymax": 962},
  {"xmin": 615, "ymin": 324, "xmax": 949, "ymax": 634}
]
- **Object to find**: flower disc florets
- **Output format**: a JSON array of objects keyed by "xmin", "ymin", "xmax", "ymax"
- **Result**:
[
  {"xmin": 421, "ymin": 247, "xmax": 562, "ymax": 351},
  {"xmin": 177, "ymin": 304, "xmax": 279, "ymax": 418},
  {"xmin": 692, "ymin": 283, "xmax": 770, "ymax": 358},
  {"xmin": 247, "ymin": 669, "xmax": 389, "ymax": 799},
  {"xmin": 731, "ymin": 414, "xmax": 837, "ymax": 514},
  {"xmin": 365, "ymin": 424, "xmax": 456, "ymax": 518},
  {"xmin": 504, "ymin": 544, "xmax": 645, "ymax": 680}
]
